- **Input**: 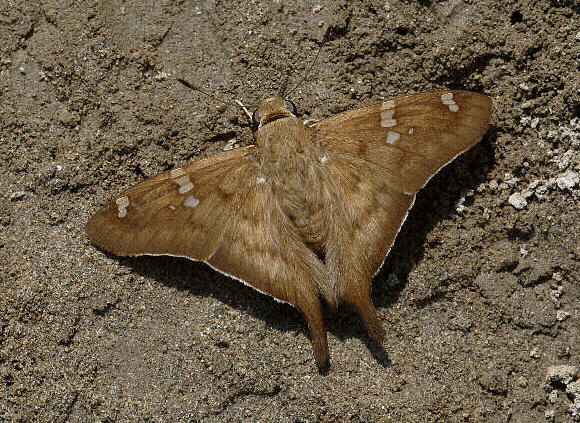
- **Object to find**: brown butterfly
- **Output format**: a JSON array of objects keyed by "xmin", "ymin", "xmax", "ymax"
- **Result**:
[{"xmin": 86, "ymin": 90, "xmax": 492, "ymax": 369}]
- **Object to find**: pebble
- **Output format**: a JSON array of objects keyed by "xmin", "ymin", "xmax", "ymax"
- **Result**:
[
  {"xmin": 546, "ymin": 365, "xmax": 578, "ymax": 384},
  {"xmin": 567, "ymin": 380, "xmax": 580, "ymax": 418},
  {"xmin": 556, "ymin": 310, "xmax": 571, "ymax": 321},
  {"xmin": 9, "ymin": 191, "xmax": 27, "ymax": 201},
  {"xmin": 555, "ymin": 170, "xmax": 579, "ymax": 190},
  {"xmin": 508, "ymin": 192, "xmax": 527, "ymax": 209}
]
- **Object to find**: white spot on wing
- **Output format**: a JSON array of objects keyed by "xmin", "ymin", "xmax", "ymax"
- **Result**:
[
  {"xmin": 380, "ymin": 109, "xmax": 397, "ymax": 128},
  {"xmin": 381, "ymin": 100, "xmax": 395, "ymax": 109},
  {"xmin": 116, "ymin": 196, "xmax": 129, "ymax": 207},
  {"xmin": 174, "ymin": 175, "xmax": 192, "ymax": 186},
  {"xmin": 256, "ymin": 176, "xmax": 266, "ymax": 184},
  {"xmin": 170, "ymin": 168, "xmax": 186, "ymax": 178},
  {"xmin": 441, "ymin": 92, "xmax": 459, "ymax": 112},
  {"xmin": 178, "ymin": 183, "xmax": 194, "ymax": 194},
  {"xmin": 386, "ymin": 131, "xmax": 400, "ymax": 145},
  {"xmin": 174, "ymin": 175, "xmax": 195, "ymax": 194},
  {"xmin": 115, "ymin": 196, "xmax": 129, "ymax": 218},
  {"xmin": 183, "ymin": 195, "xmax": 199, "ymax": 208}
]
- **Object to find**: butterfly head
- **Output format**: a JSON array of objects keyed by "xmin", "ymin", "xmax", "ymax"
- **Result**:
[{"xmin": 252, "ymin": 96, "xmax": 297, "ymax": 128}]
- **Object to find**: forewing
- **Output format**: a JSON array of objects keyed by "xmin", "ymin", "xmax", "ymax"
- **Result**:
[
  {"xmin": 314, "ymin": 90, "xmax": 492, "ymax": 194},
  {"xmin": 313, "ymin": 91, "xmax": 492, "ymax": 340},
  {"xmin": 86, "ymin": 145, "xmax": 330, "ymax": 366},
  {"xmin": 85, "ymin": 146, "xmax": 260, "ymax": 259}
]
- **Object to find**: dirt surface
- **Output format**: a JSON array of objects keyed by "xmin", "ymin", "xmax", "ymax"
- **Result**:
[{"xmin": 2, "ymin": 0, "xmax": 579, "ymax": 421}]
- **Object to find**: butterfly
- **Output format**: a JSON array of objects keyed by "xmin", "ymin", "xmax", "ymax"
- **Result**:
[{"xmin": 85, "ymin": 90, "xmax": 492, "ymax": 369}]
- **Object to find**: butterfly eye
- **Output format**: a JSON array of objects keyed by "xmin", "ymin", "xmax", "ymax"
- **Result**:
[
  {"xmin": 252, "ymin": 109, "xmax": 261, "ymax": 126},
  {"xmin": 284, "ymin": 99, "xmax": 297, "ymax": 115}
]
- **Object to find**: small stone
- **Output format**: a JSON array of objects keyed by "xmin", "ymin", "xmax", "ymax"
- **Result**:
[
  {"xmin": 556, "ymin": 310, "xmax": 571, "ymax": 321},
  {"xmin": 522, "ymin": 189, "xmax": 534, "ymax": 199},
  {"xmin": 567, "ymin": 380, "xmax": 580, "ymax": 418},
  {"xmin": 555, "ymin": 170, "xmax": 579, "ymax": 190},
  {"xmin": 9, "ymin": 191, "xmax": 27, "ymax": 201},
  {"xmin": 521, "ymin": 100, "xmax": 534, "ymax": 109},
  {"xmin": 546, "ymin": 365, "xmax": 578, "ymax": 385},
  {"xmin": 548, "ymin": 390, "xmax": 558, "ymax": 403},
  {"xmin": 550, "ymin": 286, "xmax": 564, "ymax": 299},
  {"xmin": 508, "ymin": 192, "xmax": 528, "ymax": 209},
  {"xmin": 530, "ymin": 348, "xmax": 541, "ymax": 359},
  {"xmin": 154, "ymin": 71, "xmax": 170, "ymax": 81},
  {"xmin": 222, "ymin": 138, "xmax": 238, "ymax": 151}
]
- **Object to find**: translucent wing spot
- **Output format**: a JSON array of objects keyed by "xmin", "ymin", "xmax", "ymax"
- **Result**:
[
  {"xmin": 116, "ymin": 196, "xmax": 130, "ymax": 207},
  {"xmin": 178, "ymin": 183, "xmax": 194, "ymax": 194},
  {"xmin": 380, "ymin": 109, "xmax": 397, "ymax": 128},
  {"xmin": 183, "ymin": 195, "xmax": 199, "ymax": 208},
  {"xmin": 256, "ymin": 176, "xmax": 266, "ymax": 184},
  {"xmin": 386, "ymin": 131, "xmax": 401, "ymax": 145},
  {"xmin": 441, "ymin": 92, "xmax": 459, "ymax": 112},
  {"xmin": 115, "ymin": 196, "xmax": 130, "ymax": 218},
  {"xmin": 174, "ymin": 175, "xmax": 195, "ymax": 194},
  {"xmin": 170, "ymin": 168, "xmax": 186, "ymax": 178},
  {"xmin": 381, "ymin": 100, "xmax": 395, "ymax": 110}
]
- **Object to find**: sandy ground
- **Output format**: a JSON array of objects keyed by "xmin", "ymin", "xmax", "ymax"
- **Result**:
[{"xmin": 1, "ymin": 0, "xmax": 579, "ymax": 421}]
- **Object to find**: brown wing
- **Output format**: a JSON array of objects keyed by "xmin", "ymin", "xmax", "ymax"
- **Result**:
[
  {"xmin": 85, "ymin": 146, "xmax": 259, "ymax": 259},
  {"xmin": 85, "ymin": 145, "xmax": 330, "ymax": 367},
  {"xmin": 313, "ymin": 90, "xmax": 493, "ymax": 342}
]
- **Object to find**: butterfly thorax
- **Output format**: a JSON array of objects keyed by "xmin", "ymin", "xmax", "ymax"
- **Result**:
[{"xmin": 255, "ymin": 97, "xmax": 330, "ymax": 257}]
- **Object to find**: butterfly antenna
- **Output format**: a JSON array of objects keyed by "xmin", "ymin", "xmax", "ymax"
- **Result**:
[
  {"xmin": 173, "ymin": 78, "xmax": 252, "ymax": 123},
  {"xmin": 173, "ymin": 78, "xmax": 233, "ymax": 106},
  {"xmin": 281, "ymin": 24, "xmax": 334, "ymax": 98}
]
